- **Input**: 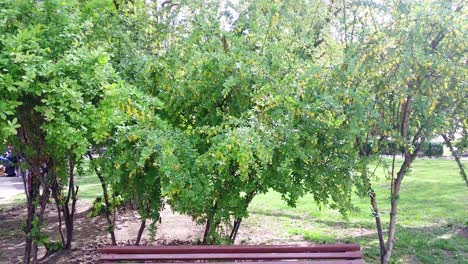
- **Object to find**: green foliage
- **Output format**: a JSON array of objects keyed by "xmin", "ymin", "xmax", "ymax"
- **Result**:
[
  {"xmin": 88, "ymin": 196, "xmax": 106, "ymax": 218},
  {"xmin": 147, "ymin": 0, "xmax": 369, "ymax": 243},
  {"xmin": 423, "ymin": 143, "xmax": 444, "ymax": 157},
  {"xmin": 0, "ymin": 1, "xmax": 138, "ymax": 257},
  {"xmin": 349, "ymin": 0, "xmax": 465, "ymax": 152},
  {"xmin": 44, "ymin": 241, "xmax": 64, "ymax": 254},
  {"xmin": 367, "ymin": 141, "xmax": 444, "ymax": 157},
  {"xmin": 1, "ymin": 1, "xmax": 465, "ymax": 260}
]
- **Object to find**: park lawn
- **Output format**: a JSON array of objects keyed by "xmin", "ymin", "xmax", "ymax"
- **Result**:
[
  {"xmin": 75, "ymin": 158, "xmax": 468, "ymax": 263},
  {"xmin": 248, "ymin": 159, "xmax": 468, "ymax": 263},
  {"xmin": 76, "ymin": 171, "xmax": 102, "ymax": 201}
]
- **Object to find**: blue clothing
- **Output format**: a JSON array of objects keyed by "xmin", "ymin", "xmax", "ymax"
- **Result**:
[
  {"xmin": 1, "ymin": 152, "xmax": 17, "ymax": 176},
  {"xmin": 0, "ymin": 156, "xmax": 12, "ymax": 165}
]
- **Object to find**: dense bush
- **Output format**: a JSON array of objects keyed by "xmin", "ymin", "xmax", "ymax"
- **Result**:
[
  {"xmin": 423, "ymin": 143, "xmax": 444, "ymax": 157},
  {"xmin": 365, "ymin": 142, "xmax": 444, "ymax": 157}
]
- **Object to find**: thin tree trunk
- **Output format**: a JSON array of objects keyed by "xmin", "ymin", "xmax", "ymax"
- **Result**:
[
  {"xmin": 135, "ymin": 218, "xmax": 146, "ymax": 246},
  {"xmin": 203, "ymin": 200, "xmax": 218, "ymax": 244},
  {"xmin": 203, "ymin": 218, "xmax": 212, "ymax": 244},
  {"xmin": 24, "ymin": 203, "xmax": 34, "ymax": 264},
  {"xmin": 87, "ymin": 152, "xmax": 117, "ymax": 245},
  {"xmin": 34, "ymin": 178, "xmax": 51, "ymax": 263},
  {"xmin": 229, "ymin": 191, "xmax": 256, "ymax": 243},
  {"xmin": 65, "ymin": 185, "xmax": 78, "ymax": 249},
  {"xmin": 229, "ymin": 218, "xmax": 242, "ymax": 242},
  {"xmin": 382, "ymin": 95, "xmax": 416, "ymax": 264},
  {"xmin": 31, "ymin": 243, "xmax": 38, "ymax": 264},
  {"xmin": 382, "ymin": 179, "xmax": 401, "ymax": 263},
  {"xmin": 23, "ymin": 166, "xmax": 50, "ymax": 264},
  {"xmin": 54, "ymin": 195, "xmax": 65, "ymax": 246},
  {"xmin": 369, "ymin": 188, "xmax": 385, "ymax": 263},
  {"xmin": 23, "ymin": 169, "xmax": 49, "ymax": 263},
  {"xmin": 442, "ymin": 134, "xmax": 468, "ymax": 188},
  {"xmin": 23, "ymin": 170, "xmax": 36, "ymax": 264},
  {"xmin": 63, "ymin": 158, "xmax": 79, "ymax": 249},
  {"xmin": 383, "ymin": 150, "xmax": 419, "ymax": 263}
]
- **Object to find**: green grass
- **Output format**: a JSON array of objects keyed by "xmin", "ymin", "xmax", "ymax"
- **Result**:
[
  {"xmin": 0, "ymin": 194, "xmax": 25, "ymax": 208},
  {"xmin": 76, "ymin": 160, "xmax": 103, "ymax": 201},
  {"xmin": 248, "ymin": 159, "xmax": 468, "ymax": 263},
  {"xmin": 76, "ymin": 170, "xmax": 102, "ymax": 201}
]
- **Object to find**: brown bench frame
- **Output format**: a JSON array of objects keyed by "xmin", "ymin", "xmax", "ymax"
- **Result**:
[{"xmin": 100, "ymin": 244, "xmax": 364, "ymax": 263}]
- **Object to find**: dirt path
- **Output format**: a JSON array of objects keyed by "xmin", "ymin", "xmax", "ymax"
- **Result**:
[{"xmin": 0, "ymin": 177, "xmax": 24, "ymax": 203}]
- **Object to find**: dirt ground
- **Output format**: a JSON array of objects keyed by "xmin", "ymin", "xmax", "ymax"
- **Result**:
[{"xmin": 0, "ymin": 201, "xmax": 317, "ymax": 264}]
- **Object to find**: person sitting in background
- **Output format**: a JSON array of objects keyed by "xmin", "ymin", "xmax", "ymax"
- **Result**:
[
  {"xmin": 0, "ymin": 155, "xmax": 10, "ymax": 165},
  {"xmin": 0, "ymin": 152, "xmax": 11, "ymax": 177},
  {"xmin": 0, "ymin": 165, "xmax": 5, "ymax": 176},
  {"xmin": 3, "ymin": 146, "xmax": 17, "ymax": 177}
]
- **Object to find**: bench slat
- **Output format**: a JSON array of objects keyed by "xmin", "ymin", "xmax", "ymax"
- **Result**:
[
  {"xmin": 100, "ymin": 251, "xmax": 363, "ymax": 261},
  {"xmin": 102, "ymin": 261, "xmax": 365, "ymax": 264},
  {"xmin": 101, "ymin": 244, "xmax": 361, "ymax": 254}
]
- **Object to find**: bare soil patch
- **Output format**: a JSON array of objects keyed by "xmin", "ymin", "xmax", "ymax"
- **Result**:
[{"xmin": 456, "ymin": 226, "xmax": 468, "ymax": 239}]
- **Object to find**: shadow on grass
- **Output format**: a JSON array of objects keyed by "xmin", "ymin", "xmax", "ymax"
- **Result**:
[
  {"xmin": 252, "ymin": 209, "xmax": 375, "ymax": 229},
  {"xmin": 250, "ymin": 209, "xmax": 308, "ymax": 221}
]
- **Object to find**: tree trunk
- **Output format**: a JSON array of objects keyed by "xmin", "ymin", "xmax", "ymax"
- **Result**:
[
  {"xmin": 23, "ymin": 169, "xmax": 37, "ymax": 264},
  {"xmin": 369, "ymin": 188, "xmax": 385, "ymax": 263},
  {"xmin": 54, "ymin": 196, "xmax": 65, "ymax": 246},
  {"xmin": 31, "ymin": 243, "xmax": 38, "ymax": 264},
  {"xmin": 87, "ymin": 152, "xmax": 116, "ymax": 245},
  {"xmin": 228, "ymin": 191, "xmax": 256, "ymax": 243},
  {"xmin": 135, "ymin": 218, "xmax": 146, "ymax": 246},
  {"xmin": 25, "ymin": 167, "xmax": 51, "ymax": 264},
  {"xmin": 229, "ymin": 218, "xmax": 242, "ymax": 242},
  {"xmin": 35, "ymin": 177, "xmax": 51, "ymax": 262},
  {"xmin": 442, "ymin": 134, "xmax": 468, "ymax": 188},
  {"xmin": 23, "ymin": 202, "xmax": 35, "ymax": 264},
  {"xmin": 65, "ymin": 185, "xmax": 78, "ymax": 248},
  {"xmin": 382, "ymin": 154, "xmax": 416, "ymax": 264},
  {"xmin": 63, "ymin": 158, "xmax": 79, "ymax": 249},
  {"xmin": 203, "ymin": 218, "xmax": 211, "ymax": 244},
  {"xmin": 203, "ymin": 200, "xmax": 218, "ymax": 244},
  {"xmin": 382, "ymin": 95, "xmax": 417, "ymax": 264}
]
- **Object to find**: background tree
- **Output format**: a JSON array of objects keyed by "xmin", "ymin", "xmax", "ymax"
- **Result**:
[
  {"xmin": 0, "ymin": 0, "xmax": 138, "ymax": 261},
  {"xmin": 343, "ymin": 1, "xmax": 466, "ymax": 263}
]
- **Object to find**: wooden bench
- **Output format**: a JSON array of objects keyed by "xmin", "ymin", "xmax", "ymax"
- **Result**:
[{"xmin": 100, "ymin": 244, "xmax": 364, "ymax": 263}]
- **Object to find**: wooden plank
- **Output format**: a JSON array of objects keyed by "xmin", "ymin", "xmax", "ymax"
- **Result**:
[
  {"xmin": 100, "ymin": 251, "xmax": 363, "ymax": 261},
  {"xmin": 101, "ymin": 244, "xmax": 361, "ymax": 254},
  {"xmin": 101, "ymin": 261, "xmax": 365, "ymax": 264}
]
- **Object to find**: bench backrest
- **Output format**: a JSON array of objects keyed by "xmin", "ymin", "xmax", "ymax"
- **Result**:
[{"xmin": 100, "ymin": 244, "xmax": 364, "ymax": 263}]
